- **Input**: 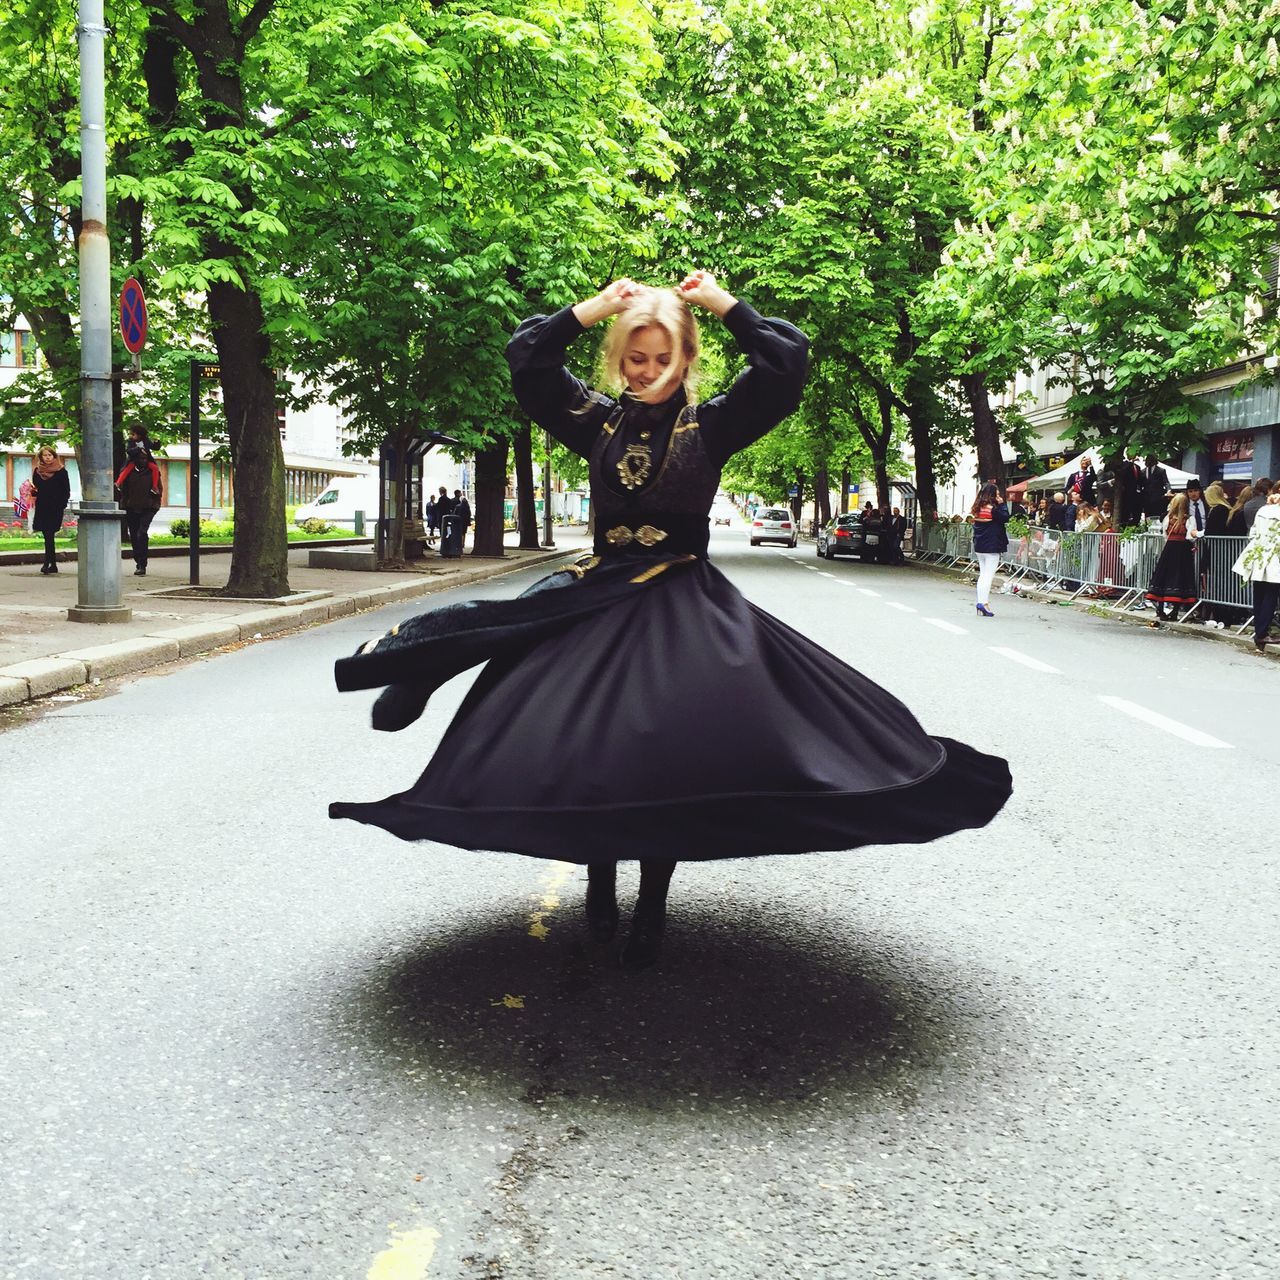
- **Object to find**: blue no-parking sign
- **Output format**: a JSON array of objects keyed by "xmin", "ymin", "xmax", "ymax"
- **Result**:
[{"xmin": 120, "ymin": 278, "xmax": 148, "ymax": 355}]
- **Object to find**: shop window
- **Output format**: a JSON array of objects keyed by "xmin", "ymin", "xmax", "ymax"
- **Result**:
[{"xmin": 166, "ymin": 462, "xmax": 187, "ymax": 506}]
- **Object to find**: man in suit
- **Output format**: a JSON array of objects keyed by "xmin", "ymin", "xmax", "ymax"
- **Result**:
[
  {"xmin": 452, "ymin": 488, "xmax": 472, "ymax": 545},
  {"xmin": 1185, "ymin": 478, "xmax": 1208, "ymax": 536},
  {"xmin": 1142, "ymin": 456, "xmax": 1171, "ymax": 518},
  {"xmin": 1242, "ymin": 477, "xmax": 1272, "ymax": 530},
  {"xmin": 1113, "ymin": 456, "xmax": 1144, "ymax": 526},
  {"xmin": 1047, "ymin": 492, "xmax": 1068, "ymax": 530},
  {"xmin": 892, "ymin": 505, "xmax": 912, "ymax": 563},
  {"xmin": 1068, "ymin": 457, "xmax": 1097, "ymax": 505}
]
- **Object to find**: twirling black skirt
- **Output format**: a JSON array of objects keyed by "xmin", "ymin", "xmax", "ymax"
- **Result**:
[{"xmin": 330, "ymin": 555, "xmax": 1012, "ymax": 861}]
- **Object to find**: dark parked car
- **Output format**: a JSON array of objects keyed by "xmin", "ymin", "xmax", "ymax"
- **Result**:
[{"xmin": 816, "ymin": 512, "xmax": 881, "ymax": 562}]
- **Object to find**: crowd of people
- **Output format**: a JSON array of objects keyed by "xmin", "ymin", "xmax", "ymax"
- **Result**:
[
  {"xmin": 424, "ymin": 485, "xmax": 472, "ymax": 555},
  {"xmin": 945, "ymin": 461, "xmax": 1280, "ymax": 654}
]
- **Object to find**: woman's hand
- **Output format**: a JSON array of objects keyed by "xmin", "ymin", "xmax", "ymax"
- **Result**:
[
  {"xmin": 677, "ymin": 270, "xmax": 737, "ymax": 318},
  {"xmin": 572, "ymin": 278, "xmax": 642, "ymax": 328}
]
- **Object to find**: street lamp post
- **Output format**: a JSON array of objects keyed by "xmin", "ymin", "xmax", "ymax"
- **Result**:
[
  {"xmin": 540, "ymin": 428, "xmax": 556, "ymax": 548},
  {"xmin": 68, "ymin": 0, "xmax": 129, "ymax": 623}
]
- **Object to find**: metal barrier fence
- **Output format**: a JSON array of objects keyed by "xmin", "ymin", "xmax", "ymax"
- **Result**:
[
  {"xmin": 916, "ymin": 522, "xmax": 974, "ymax": 567},
  {"xmin": 920, "ymin": 525, "xmax": 1255, "ymax": 628}
]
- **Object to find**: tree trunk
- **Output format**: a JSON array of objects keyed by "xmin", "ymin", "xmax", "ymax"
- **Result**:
[
  {"xmin": 157, "ymin": 12, "xmax": 290, "ymax": 598},
  {"xmin": 814, "ymin": 466, "xmax": 831, "ymax": 526},
  {"xmin": 839, "ymin": 468, "xmax": 850, "ymax": 515},
  {"xmin": 904, "ymin": 381, "xmax": 938, "ymax": 525},
  {"xmin": 472, "ymin": 436, "xmax": 509, "ymax": 556},
  {"xmin": 212, "ymin": 280, "xmax": 290, "ymax": 596},
  {"xmin": 962, "ymin": 370, "xmax": 1005, "ymax": 486},
  {"xmin": 513, "ymin": 423, "xmax": 539, "ymax": 549},
  {"xmin": 874, "ymin": 461, "xmax": 891, "ymax": 508}
]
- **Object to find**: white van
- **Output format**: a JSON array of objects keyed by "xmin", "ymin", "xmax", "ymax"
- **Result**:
[{"xmin": 294, "ymin": 475, "xmax": 379, "ymax": 528}]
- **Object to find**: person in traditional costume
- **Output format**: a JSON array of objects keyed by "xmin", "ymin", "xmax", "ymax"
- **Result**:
[
  {"xmin": 330, "ymin": 272, "xmax": 1012, "ymax": 968},
  {"xmin": 1145, "ymin": 492, "xmax": 1200, "ymax": 621}
]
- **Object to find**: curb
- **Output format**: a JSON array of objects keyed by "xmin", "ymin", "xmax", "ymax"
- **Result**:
[
  {"xmin": 905, "ymin": 556, "xmax": 1279, "ymax": 660},
  {"xmin": 0, "ymin": 537, "xmax": 374, "ymax": 568},
  {"xmin": 0, "ymin": 546, "xmax": 574, "ymax": 711}
]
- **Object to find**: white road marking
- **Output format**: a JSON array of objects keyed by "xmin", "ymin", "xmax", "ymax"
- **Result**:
[
  {"xmin": 989, "ymin": 646, "xmax": 1062, "ymax": 674},
  {"xmin": 924, "ymin": 618, "xmax": 968, "ymax": 635},
  {"xmin": 856, "ymin": 588, "xmax": 881, "ymax": 597},
  {"xmin": 1098, "ymin": 695, "xmax": 1234, "ymax": 749},
  {"xmin": 818, "ymin": 571, "xmax": 838, "ymax": 579},
  {"xmin": 885, "ymin": 601, "xmax": 917, "ymax": 613}
]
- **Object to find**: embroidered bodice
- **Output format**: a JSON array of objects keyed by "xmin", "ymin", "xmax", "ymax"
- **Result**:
[{"xmin": 507, "ymin": 299, "xmax": 809, "ymax": 556}]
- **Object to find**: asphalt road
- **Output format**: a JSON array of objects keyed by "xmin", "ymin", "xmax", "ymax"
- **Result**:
[{"xmin": 3, "ymin": 528, "xmax": 1278, "ymax": 1280}]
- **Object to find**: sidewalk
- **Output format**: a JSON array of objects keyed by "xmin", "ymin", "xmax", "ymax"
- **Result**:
[
  {"xmin": 904, "ymin": 546, "xmax": 1278, "ymax": 659},
  {"xmin": 0, "ymin": 529, "xmax": 590, "ymax": 710}
]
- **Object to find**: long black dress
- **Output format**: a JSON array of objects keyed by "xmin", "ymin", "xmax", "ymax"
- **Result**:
[{"xmin": 330, "ymin": 302, "xmax": 1012, "ymax": 861}]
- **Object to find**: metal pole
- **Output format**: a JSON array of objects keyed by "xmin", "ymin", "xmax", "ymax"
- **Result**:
[
  {"xmin": 189, "ymin": 360, "xmax": 201, "ymax": 585},
  {"xmin": 68, "ymin": 0, "xmax": 129, "ymax": 623},
  {"xmin": 540, "ymin": 429, "xmax": 556, "ymax": 549}
]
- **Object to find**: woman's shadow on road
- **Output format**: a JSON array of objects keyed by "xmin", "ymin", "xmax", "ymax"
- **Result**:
[{"xmin": 336, "ymin": 892, "xmax": 986, "ymax": 1110}]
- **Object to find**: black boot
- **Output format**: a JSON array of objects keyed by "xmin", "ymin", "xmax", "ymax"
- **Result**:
[
  {"xmin": 620, "ymin": 858, "xmax": 677, "ymax": 970},
  {"xmin": 620, "ymin": 902, "xmax": 666, "ymax": 970},
  {"xmin": 584, "ymin": 862, "xmax": 619, "ymax": 943}
]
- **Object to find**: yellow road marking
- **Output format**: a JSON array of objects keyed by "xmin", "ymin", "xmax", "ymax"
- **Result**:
[
  {"xmin": 492, "ymin": 994, "xmax": 526, "ymax": 1009},
  {"xmin": 527, "ymin": 861, "xmax": 575, "ymax": 941},
  {"xmin": 366, "ymin": 1226, "xmax": 440, "ymax": 1280}
]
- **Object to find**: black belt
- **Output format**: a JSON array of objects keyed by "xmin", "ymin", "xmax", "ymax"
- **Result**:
[{"xmin": 593, "ymin": 514, "xmax": 710, "ymax": 557}]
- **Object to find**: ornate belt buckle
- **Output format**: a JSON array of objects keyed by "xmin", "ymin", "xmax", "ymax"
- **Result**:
[{"xmin": 605, "ymin": 524, "xmax": 667, "ymax": 547}]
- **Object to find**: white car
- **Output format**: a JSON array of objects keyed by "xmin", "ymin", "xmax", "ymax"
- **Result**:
[{"xmin": 749, "ymin": 507, "xmax": 797, "ymax": 547}]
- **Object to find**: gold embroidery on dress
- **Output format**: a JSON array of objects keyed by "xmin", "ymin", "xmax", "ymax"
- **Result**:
[
  {"xmin": 605, "ymin": 524, "xmax": 668, "ymax": 547},
  {"xmin": 629, "ymin": 554, "xmax": 695, "ymax": 584},
  {"xmin": 563, "ymin": 554, "xmax": 602, "ymax": 579},
  {"xmin": 617, "ymin": 443, "xmax": 652, "ymax": 490}
]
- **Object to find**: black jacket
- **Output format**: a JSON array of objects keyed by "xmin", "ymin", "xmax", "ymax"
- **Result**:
[{"xmin": 31, "ymin": 467, "xmax": 71, "ymax": 533}]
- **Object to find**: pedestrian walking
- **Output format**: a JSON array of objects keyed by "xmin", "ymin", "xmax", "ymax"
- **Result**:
[
  {"xmin": 330, "ymin": 271, "xmax": 1012, "ymax": 969},
  {"xmin": 115, "ymin": 440, "xmax": 162, "ymax": 575},
  {"xmin": 30, "ymin": 446, "xmax": 71, "ymax": 574},
  {"xmin": 1232, "ymin": 491, "xmax": 1280, "ymax": 653},
  {"xmin": 1145, "ymin": 493, "xmax": 1199, "ymax": 622},
  {"xmin": 971, "ymin": 482, "xmax": 1009, "ymax": 617}
]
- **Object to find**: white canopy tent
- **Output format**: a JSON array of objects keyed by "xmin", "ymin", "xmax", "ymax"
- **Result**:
[{"xmin": 1021, "ymin": 450, "xmax": 1200, "ymax": 493}]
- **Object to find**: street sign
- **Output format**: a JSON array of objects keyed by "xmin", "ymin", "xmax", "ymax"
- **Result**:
[
  {"xmin": 119, "ymin": 278, "xmax": 148, "ymax": 354},
  {"xmin": 788, "ymin": 485, "xmax": 799, "ymax": 497}
]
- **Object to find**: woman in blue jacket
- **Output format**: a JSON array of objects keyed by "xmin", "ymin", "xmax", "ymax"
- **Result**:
[{"xmin": 971, "ymin": 482, "xmax": 1010, "ymax": 617}]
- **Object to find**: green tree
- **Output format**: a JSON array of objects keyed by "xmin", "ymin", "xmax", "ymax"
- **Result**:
[{"xmin": 935, "ymin": 0, "xmax": 1280, "ymax": 518}]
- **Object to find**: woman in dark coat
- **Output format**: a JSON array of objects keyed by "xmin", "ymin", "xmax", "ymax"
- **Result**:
[
  {"xmin": 115, "ymin": 441, "xmax": 163, "ymax": 576},
  {"xmin": 30, "ymin": 446, "xmax": 71, "ymax": 575},
  {"xmin": 331, "ymin": 273, "xmax": 1012, "ymax": 968}
]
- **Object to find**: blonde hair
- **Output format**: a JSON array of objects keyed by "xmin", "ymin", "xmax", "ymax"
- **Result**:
[
  {"xmin": 1228, "ymin": 485, "xmax": 1254, "ymax": 520},
  {"xmin": 1204, "ymin": 480, "xmax": 1229, "ymax": 509},
  {"xmin": 1167, "ymin": 492, "xmax": 1189, "ymax": 524},
  {"xmin": 598, "ymin": 286, "xmax": 701, "ymax": 405}
]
